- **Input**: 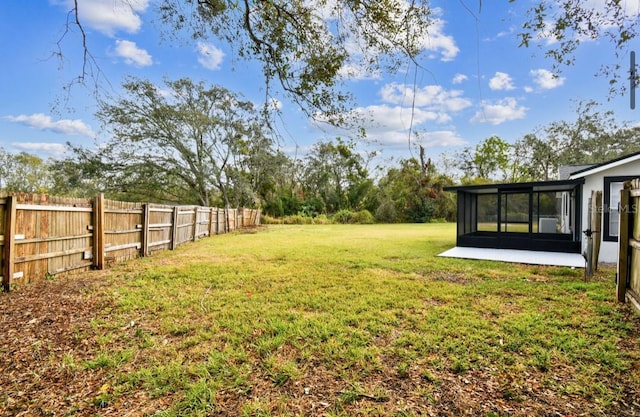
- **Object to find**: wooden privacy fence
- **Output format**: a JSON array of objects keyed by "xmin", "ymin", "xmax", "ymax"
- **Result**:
[
  {"xmin": 1, "ymin": 193, "xmax": 260, "ymax": 291},
  {"xmin": 617, "ymin": 179, "xmax": 640, "ymax": 309}
]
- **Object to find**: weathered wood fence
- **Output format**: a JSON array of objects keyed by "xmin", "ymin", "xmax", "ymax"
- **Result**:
[
  {"xmin": 617, "ymin": 179, "xmax": 640, "ymax": 309},
  {"xmin": 1, "ymin": 193, "xmax": 260, "ymax": 291}
]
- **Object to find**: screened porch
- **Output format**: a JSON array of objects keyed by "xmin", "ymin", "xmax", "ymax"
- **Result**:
[{"xmin": 445, "ymin": 179, "xmax": 585, "ymax": 253}]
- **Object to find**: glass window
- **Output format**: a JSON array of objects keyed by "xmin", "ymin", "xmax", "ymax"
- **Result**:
[
  {"xmin": 603, "ymin": 176, "xmax": 635, "ymax": 242},
  {"xmin": 608, "ymin": 181, "xmax": 624, "ymax": 238},
  {"xmin": 469, "ymin": 187, "xmax": 578, "ymax": 237},
  {"xmin": 533, "ymin": 191, "xmax": 565, "ymax": 234}
]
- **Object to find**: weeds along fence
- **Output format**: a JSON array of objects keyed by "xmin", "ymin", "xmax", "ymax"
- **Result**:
[
  {"xmin": 1, "ymin": 193, "xmax": 260, "ymax": 291},
  {"xmin": 617, "ymin": 179, "xmax": 640, "ymax": 309}
]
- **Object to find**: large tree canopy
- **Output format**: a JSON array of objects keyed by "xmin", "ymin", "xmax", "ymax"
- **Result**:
[
  {"xmin": 64, "ymin": 0, "xmax": 433, "ymax": 125},
  {"xmin": 84, "ymin": 77, "xmax": 274, "ymax": 206},
  {"xmin": 62, "ymin": 0, "xmax": 639, "ymax": 115}
]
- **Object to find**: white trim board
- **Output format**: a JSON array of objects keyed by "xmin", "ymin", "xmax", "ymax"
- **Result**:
[
  {"xmin": 569, "ymin": 152, "xmax": 640, "ymax": 179},
  {"xmin": 438, "ymin": 247, "xmax": 585, "ymax": 268}
]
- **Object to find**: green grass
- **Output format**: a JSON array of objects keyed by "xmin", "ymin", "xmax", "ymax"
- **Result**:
[{"xmin": 79, "ymin": 224, "xmax": 639, "ymax": 415}]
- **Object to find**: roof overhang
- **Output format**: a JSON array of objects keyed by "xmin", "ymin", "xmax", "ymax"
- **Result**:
[
  {"xmin": 569, "ymin": 151, "xmax": 640, "ymax": 179},
  {"xmin": 443, "ymin": 178, "xmax": 584, "ymax": 194}
]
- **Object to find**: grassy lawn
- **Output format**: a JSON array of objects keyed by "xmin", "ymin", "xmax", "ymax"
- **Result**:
[{"xmin": 2, "ymin": 223, "xmax": 640, "ymax": 416}]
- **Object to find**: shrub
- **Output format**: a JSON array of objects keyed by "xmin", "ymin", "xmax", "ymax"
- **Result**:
[
  {"xmin": 283, "ymin": 214, "xmax": 307, "ymax": 224},
  {"xmin": 429, "ymin": 217, "xmax": 448, "ymax": 223},
  {"xmin": 352, "ymin": 210, "xmax": 375, "ymax": 224},
  {"xmin": 332, "ymin": 209, "xmax": 375, "ymax": 224},
  {"xmin": 333, "ymin": 209, "xmax": 354, "ymax": 224},
  {"xmin": 261, "ymin": 214, "xmax": 283, "ymax": 224},
  {"xmin": 313, "ymin": 214, "xmax": 330, "ymax": 224},
  {"xmin": 375, "ymin": 201, "xmax": 397, "ymax": 223}
]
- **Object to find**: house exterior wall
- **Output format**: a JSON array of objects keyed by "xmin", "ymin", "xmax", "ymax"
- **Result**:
[{"xmin": 577, "ymin": 160, "xmax": 640, "ymax": 264}]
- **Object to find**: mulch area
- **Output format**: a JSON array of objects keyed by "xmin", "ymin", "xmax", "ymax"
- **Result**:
[
  {"xmin": 0, "ymin": 273, "xmax": 168, "ymax": 417},
  {"xmin": 2, "ymin": 272, "xmax": 640, "ymax": 416}
]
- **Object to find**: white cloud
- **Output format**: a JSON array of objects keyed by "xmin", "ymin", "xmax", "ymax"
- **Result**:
[
  {"xmin": 470, "ymin": 98, "xmax": 527, "ymax": 125},
  {"xmin": 420, "ymin": 12, "xmax": 459, "ymax": 62},
  {"xmin": 576, "ymin": 1, "xmax": 639, "ymax": 24},
  {"xmin": 267, "ymin": 98, "xmax": 283, "ymax": 111},
  {"xmin": 418, "ymin": 130, "xmax": 467, "ymax": 148},
  {"xmin": 357, "ymin": 128, "xmax": 465, "ymax": 149},
  {"xmin": 484, "ymin": 27, "xmax": 515, "ymax": 42},
  {"xmin": 4, "ymin": 113, "xmax": 96, "ymax": 137},
  {"xmin": 338, "ymin": 63, "xmax": 382, "ymax": 81},
  {"xmin": 197, "ymin": 42, "xmax": 225, "ymax": 70},
  {"xmin": 452, "ymin": 73, "xmax": 468, "ymax": 84},
  {"xmin": 380, "ymin": 83, "xmax": 472, "ymax": 113},
  {"xmin": 11, "ymin": 142, "xmax": 67, "ymax": 158},
  {"xmin": 356, "ymin": 104, "xmax": 450, "ymax": 130},
  {"xmin": 489, "ymin": 72, "xmax": 515, "ymax": 91},
  {"xmin": 314, "ymin": 82, "xmax": 472, "ymax": 149},
  {"xmin": 56, "ymin": 0, "xmax": 150, "ymax": 37},
  {"xmin": 530, "ymin": 69, "xmax": 565, "ymax": 90},
  {"xmin": 113, "ymin": 40, "xmax": 152, "ymax": 67},
  {"xmin": 535, "ymin": 20, "xmax": 561, "ymax": 45}
]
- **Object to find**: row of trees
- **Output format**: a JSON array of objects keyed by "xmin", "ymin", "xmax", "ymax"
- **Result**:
[
  {"xmin": 2, "ymin": 78, "xmax": 638, "ymax": 223},
  {"xmin": 0, "ymin": 77, "xmax": 457, "ymax": 222},
  {"xmin": 451, "ymin": 100, "xmax": 640, "ymax": 183},
  {"xmin": 0, "ymin": 143, "xmax": 454, "ymax": 224}
]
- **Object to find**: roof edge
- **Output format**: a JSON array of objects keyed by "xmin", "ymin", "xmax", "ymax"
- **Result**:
[
  {"xmin": 444, "ymin": 178, "xmax": 584, "ymax": 193},
  {"xmin": 569, "ymin": 150, "xmax": 640, "ymax": 179}
]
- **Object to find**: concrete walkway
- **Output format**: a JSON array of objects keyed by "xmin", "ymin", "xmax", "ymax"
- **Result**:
[{"xmin": 438, "ymin": 246, "xmax": 585, "ymax": 268}]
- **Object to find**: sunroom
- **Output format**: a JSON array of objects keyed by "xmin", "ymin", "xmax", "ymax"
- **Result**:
[{"xmin": 444, "ymin": 179, "xmax": 585, "ymax": 254}]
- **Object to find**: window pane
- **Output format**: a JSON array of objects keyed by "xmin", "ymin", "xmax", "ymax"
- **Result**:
[
  {"xmin": 609, "ymin": 182, "xmax": 624, "ymax": 237},
  {"xmin": 501, "ymin": 193, "xmax": 529, "ymax": 233},
  {"xmin": 534, "ymin": 191, "xmax": 565, "ymax": 234},
  {"xmin": 477, "ymin": 194, "xmax": 498, "ymax": 232}
]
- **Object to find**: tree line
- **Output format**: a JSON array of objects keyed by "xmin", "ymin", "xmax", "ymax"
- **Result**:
[
  {"xmin": 451, "ymin": 99, "xmax": 640, "ymax": 183},
  {"xmin": 2, "ymin": 79, "xmax": 638, "ymax": 224}
]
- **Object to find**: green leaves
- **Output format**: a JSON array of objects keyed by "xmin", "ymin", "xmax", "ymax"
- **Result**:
[
  {"xmin": 158, "ymin": 0, "xmax": 433, "ymax": 124},
  {"xmin": 517, "ymin": 0, "xmax": 639, "ymax": 95},
  {"xmin": 91, "ymin": 77, "xmax": 274, "ymax": 206}
]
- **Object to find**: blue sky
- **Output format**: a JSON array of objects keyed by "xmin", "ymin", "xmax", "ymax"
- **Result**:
[{"xmin": 1, "ymin": 0, "xmax": 638, "ymax": 169}]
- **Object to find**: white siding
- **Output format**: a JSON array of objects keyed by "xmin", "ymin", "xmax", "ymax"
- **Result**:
[{"xmin": 574, "ymin": 160, "xmax": 640, "ymax": 263}]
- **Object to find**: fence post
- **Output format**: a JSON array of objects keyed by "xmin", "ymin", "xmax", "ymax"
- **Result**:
[
  {"xmin": 618, "ymin": 187, "xmax": 630, "ymax": 303},
  {"xmin": 142, "ymin": 204, "xmax": 150, "ymax": 257},
  {"xmin": 208, "ymin": 207, "xmax": 214, "ymax": 237},
  {"xmin": 171, "ymin": 206, "xmax": 179, "ymax": 250},
  {"xmin": 2, "ymin": 196, "xmax": 16, "ymax": 292},
  {"xmin": 192, "ymin": 206, "xmax": 198, "ymax": 242},
  {"xmin": 93, "ymin": 193, "xmax": 105, "ymax": 270}
]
